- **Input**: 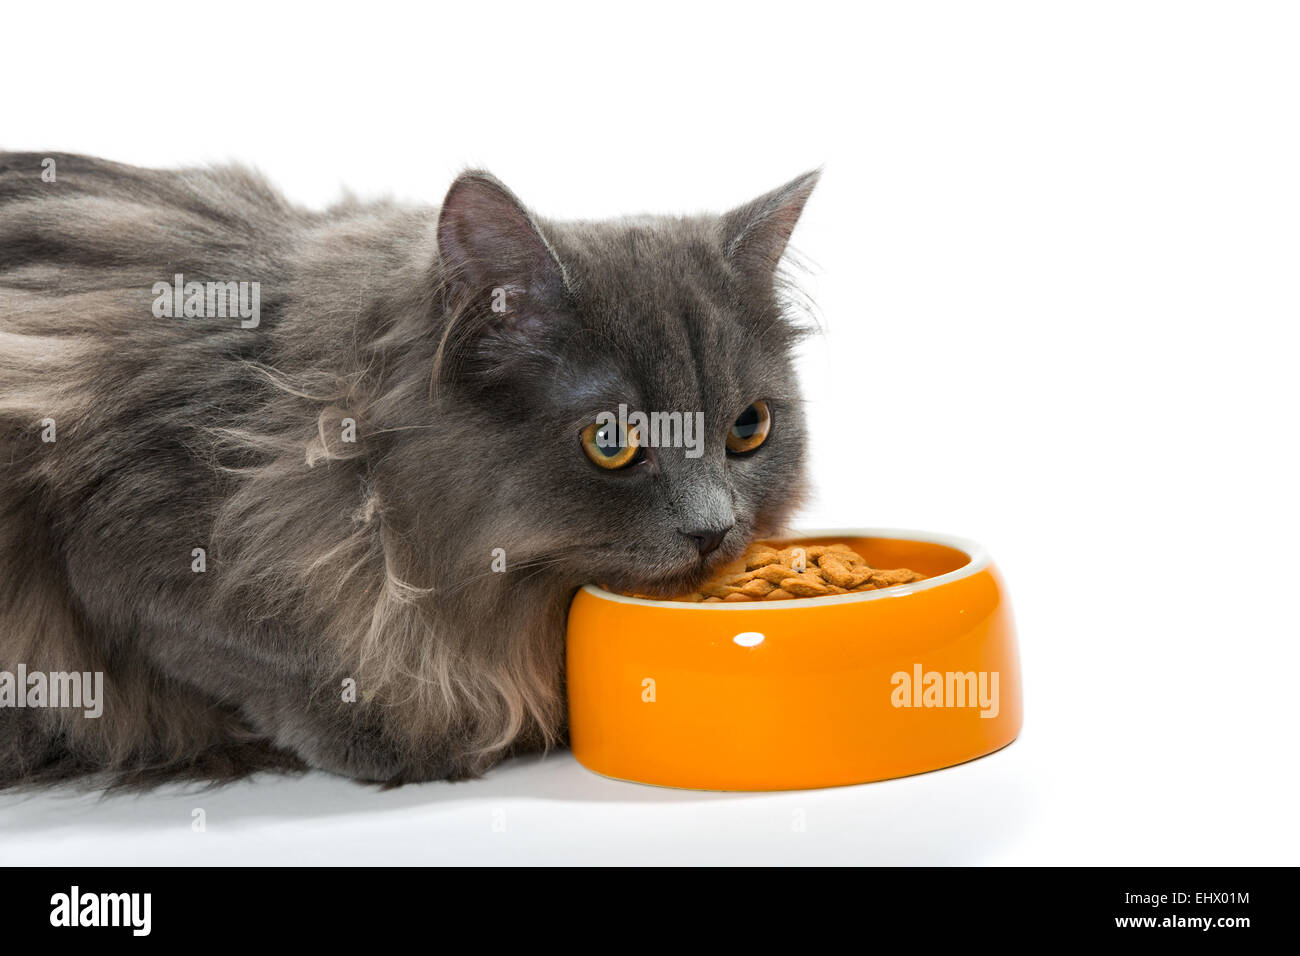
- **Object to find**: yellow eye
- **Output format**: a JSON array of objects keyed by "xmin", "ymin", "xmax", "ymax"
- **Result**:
[
  {"xmin": 581, "ymin": 419, "xmax": 641, "ymax": 469},
  {"xmin": 726, "ymin": 400, "xmax": 771, "ymax": 454}
]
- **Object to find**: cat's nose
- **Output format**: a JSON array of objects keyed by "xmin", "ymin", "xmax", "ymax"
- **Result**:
[{"xmin": 680, "ymin": 526, "xmax": 732, "ymax": 558}]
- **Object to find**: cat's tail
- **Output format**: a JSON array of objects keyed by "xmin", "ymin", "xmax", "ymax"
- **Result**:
[
  {"xmin": 0, "ymin": 663, "xmax": 309, "ymax": 792},
  {"xmin": 0, "ymin": 708, "xmax": 308, "ymax": 792}
]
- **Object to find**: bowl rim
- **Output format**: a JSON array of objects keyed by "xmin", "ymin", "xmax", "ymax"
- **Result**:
[{"xmin": 579, "ymin": 527, "xmax": 991, "ymax": 610}]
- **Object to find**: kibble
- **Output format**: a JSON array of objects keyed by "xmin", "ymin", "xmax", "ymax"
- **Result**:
[{"xmin": 623, "ymin": 542, "xmax": 926, "ymax": 603}]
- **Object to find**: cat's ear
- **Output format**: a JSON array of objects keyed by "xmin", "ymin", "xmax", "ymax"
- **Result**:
[
  {"xmin": 436, "ymin": 170, "xmax": 570, "ymax": 313},
  {"xmin": 720, "ymin": 169, "xmax": 821, "ymax": 282}
]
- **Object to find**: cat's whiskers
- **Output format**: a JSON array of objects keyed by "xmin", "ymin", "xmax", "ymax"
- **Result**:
[{"xmin": 437, "ymin": 544, "xmax": 595, "ymax": 597}]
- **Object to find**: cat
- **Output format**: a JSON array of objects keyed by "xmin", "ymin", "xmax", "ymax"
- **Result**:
[{"xmin": 0, "ymin": 152, "xmax": 817, "ymax": 788}]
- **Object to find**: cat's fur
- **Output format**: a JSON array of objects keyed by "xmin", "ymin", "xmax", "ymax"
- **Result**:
[{"xmin": 0, "ymin": 153, "xmax": 817, "ymax": 788}]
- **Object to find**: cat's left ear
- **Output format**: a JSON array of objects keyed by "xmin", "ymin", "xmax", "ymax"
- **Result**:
[
  {"xmin": 437, "ymin": 170, "xmax": 571, "ymax": 314},
  {"xmin": 720, "ymin": 169, "xmax": 821, "ymax": 282}
]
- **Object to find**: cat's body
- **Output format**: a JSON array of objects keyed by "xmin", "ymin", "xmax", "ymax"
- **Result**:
[{"xmin": 0, "ymin": 153, "xmax": 816, "ymax": 788}]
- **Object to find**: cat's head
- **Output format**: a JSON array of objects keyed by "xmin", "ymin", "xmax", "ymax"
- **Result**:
[{"xmin": 428, "ymin": 169, "xmax": 818, "ymax": 598}]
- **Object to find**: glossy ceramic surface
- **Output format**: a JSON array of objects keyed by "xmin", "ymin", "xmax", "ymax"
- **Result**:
[{"xmin": 566, "ymin": 529, "xmax": 1023, "ymax": 790}]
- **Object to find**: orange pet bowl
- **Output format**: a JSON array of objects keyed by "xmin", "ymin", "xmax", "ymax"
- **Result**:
[{"xmin": 566, "ymin": 529, "xmax": 1022, "ymax": 790}]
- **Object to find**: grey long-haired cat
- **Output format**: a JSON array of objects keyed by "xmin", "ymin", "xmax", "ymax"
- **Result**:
[{"xmin": 0, "ymin": 152, "xmax": 817, "ymax": 788}]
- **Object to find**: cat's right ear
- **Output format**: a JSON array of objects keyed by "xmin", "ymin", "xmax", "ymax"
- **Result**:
[
  {"xmin": 436, "ymin": 170, "xmax": 570, "ymax": 316},
  {"xmin": 720, "ymin": 169, "xmax": 821, "ymax": 285}
]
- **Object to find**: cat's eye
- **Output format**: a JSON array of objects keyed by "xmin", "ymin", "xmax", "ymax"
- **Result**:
[
  {"xmin": 581, "ymin": 420, "xmax": 642, "ymax": 469},
  {"xmin": 726, "ymin": 401, "xmax": 771, "ymax": 454}
]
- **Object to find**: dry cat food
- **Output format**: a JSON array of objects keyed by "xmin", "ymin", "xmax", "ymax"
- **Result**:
[{"xmin": 628, "ymin": 542, "xmax": 927, "ymax": 602}]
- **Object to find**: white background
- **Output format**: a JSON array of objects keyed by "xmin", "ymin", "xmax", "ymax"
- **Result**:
[{"xmin": 1, "ymin": 0, "xmax": 1297, "ymax": 865}]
